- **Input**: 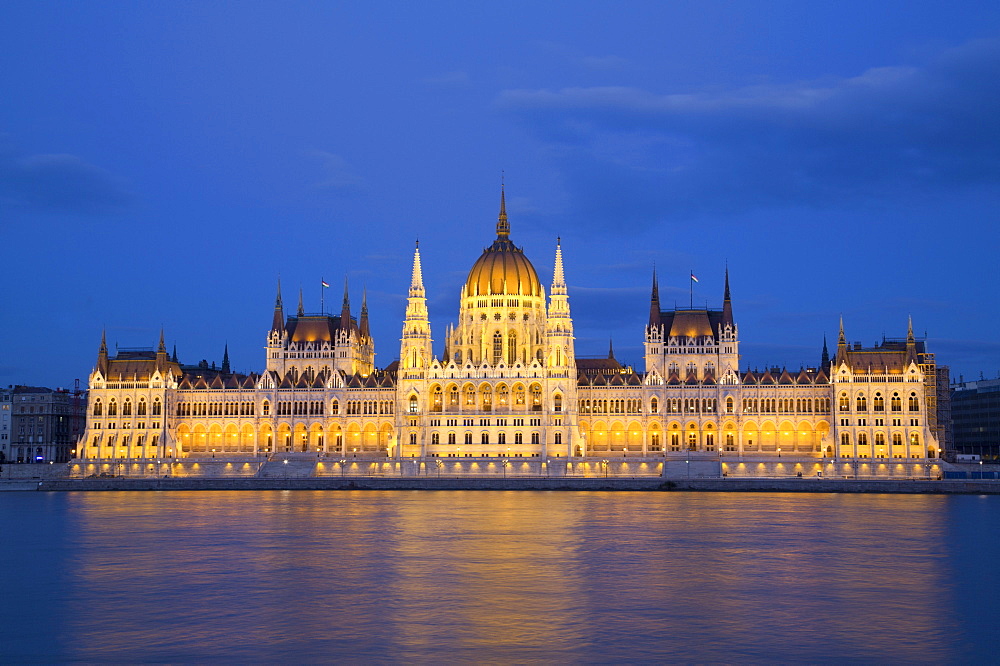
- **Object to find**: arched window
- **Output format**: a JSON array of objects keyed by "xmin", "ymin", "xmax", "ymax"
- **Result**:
[
  {"xmin": 554, "ymin": 432, "xmax": 562, "ymax": 445},
  {"xmin": 409, "ymin": 395, "xmax": 418, "ymax": 413},
  {"xmin": 531, "ymin": 432, "xmax": 539, "ymax": 444},
  {"xmin": 464, "ymin": 385, "xmax": 475, "ymax": 406},
  {"xmin": 893, "ymin": 433, "xmax": 903, "ymax": 446},
  {"xmin": 875, "ymin": 433, "xmax": 885, "ymax": 446},
  {"xmin": 481, "ymin": 432, "xmax": 489, "ymax": 444},
  {"xmin": 839, "ymin": 393, "xmax": 849, "ymax": 411},
  {"xmin": 93, "ymin": 399, "xmax": 102, "ymax": 416},
  {"xmin": 498, "ymin": 432, "xmax": 506, "ymax": 444},
  {"xmin": 873, "ymin": 393, "xmax": 884, "ymax": 412},
  {"xmin": 530, "ymin": 385, "xmax": 542, "ymax": 411},
  {"xmin": 553, "ymin": 394, "xmax": 562, "ymax": 412},
  {"xmin": 507, "ymin": 331, "xmax": 517, "ymax": 365},
  {"xmin": 493, "ymin": 331, "xmax": 503, "ymax": 365},
  {"xmin": 841, "ymin": 433, "xmax": 850, "ymax": 446},
  {"xmin": 431, "ymin": 433, "xmax": 439, "ymax": 445},
  {"xmin": 331, "ymin": 399, "xmax": 339, "ymax": 415},
  {"xmin": 908, "ymin": 393, "xmax": 919, "ymax": 411},
  {"xmin": 891, "ymin": 393, "xmax": 902, "ymax": 411},
  {"xmin": 726, "ymin": 397, "xmax": 734, "ymax": 413},
  {"xmin": 856, "ymin": 393, "xmax": 866, "ymax": 411},
  {"xmin": 449, "ymin": 386, "xmax": 459, "ymax": 406},
  {"xmin": 448, "ymin": 433, "xmax": 456, "ymax": 445},
  {"xmin": 108, "ymin": 400, "xmax": 117, "ymax": 416},
  {"xmin": 137, "ymin": 399, "xmax": 147, "ymax": 416},
  {"xmin": 262, "ymin": 400, "xmax": 270, "ymax": 416},
  {"xmin": 910, "ymin": 432, "xmax": 920, "ymax": 446},
  {"xmin": 650, "ymin": 398, "xmax": 659, "ymax": 414},
  {"xmin": 431, "ymin": 386, "xmax": 443, "ymax": 412},
  {"xmin": 122, "ymin": 399, "xmax": 132, "ymax": 416},
  {"xmin": 465, "ymin": 432, "xmax": 473, "ymax": 445},
  {"xmin": 152, "ymin": 399, "xmax": 161, "ymax": 416},
  {"xmin": 858, "ymin": 433, "xmax": 868, "ymax": 446}
]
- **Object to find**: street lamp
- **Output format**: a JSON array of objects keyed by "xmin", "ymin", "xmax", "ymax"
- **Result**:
[
  {"xmin": 283, "ymin": 458, "xmax": 288, "ymax": 479},
  {"xmin": 436, "ymin": 459, "xmax": 443, "ymax": 478},
  {"xmin": 502, "ymin": 459, "xmax": 509, "ymax": 479},
  {"xmin": 602, "ymin": 459, "xmax": 609, "ymax": 478},
  {"xmin": 339, "ymin": 459, "xmax": 346, "ymax": 477}
]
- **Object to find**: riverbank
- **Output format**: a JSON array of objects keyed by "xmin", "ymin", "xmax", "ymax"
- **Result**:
[{"xmin": 5, "ymin": 475, "xmax": 1000, "ymax": 494}]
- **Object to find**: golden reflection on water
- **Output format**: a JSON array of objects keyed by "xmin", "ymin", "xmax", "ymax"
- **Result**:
[{"xmin": 63, "ymin": 491, "xmax": 955, "ymax": 662}]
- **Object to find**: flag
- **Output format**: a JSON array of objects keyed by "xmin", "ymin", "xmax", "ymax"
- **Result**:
[
  {"xmin": 321, "ymin": 280, "xmax": 330, "ymax": 288},
  {"xmin": 690, "ymin": 273, "xmax": 699, "ymax": 283}
]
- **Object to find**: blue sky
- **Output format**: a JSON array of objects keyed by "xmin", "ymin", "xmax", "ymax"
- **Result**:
[{"xmin": 3, "ymin": 1, "xmax": 999, "ymax": 388}]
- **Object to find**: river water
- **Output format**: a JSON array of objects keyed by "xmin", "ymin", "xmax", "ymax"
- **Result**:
[{"xmin": 2, "ymin": 490, "xmax": 997, "ymax": 663}]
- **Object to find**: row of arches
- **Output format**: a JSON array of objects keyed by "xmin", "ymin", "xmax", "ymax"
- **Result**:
[
  {"xmin": 425, "ymin": 382, "xmax": 551, "ymax": 413},
  {"xmin": 838, "ymin": 391, "xmax": 919, "ymax": 412},
  {"xmin": 93, "ymin": 397, "xmax": 162, "ymax": 417}
]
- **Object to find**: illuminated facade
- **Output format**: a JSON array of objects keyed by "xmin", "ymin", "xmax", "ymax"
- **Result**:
[{"xmin": 77, "ymin": 190, "xmax": 944, "ymax": 464}]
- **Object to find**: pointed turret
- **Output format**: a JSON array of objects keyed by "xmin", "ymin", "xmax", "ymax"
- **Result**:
[
  {"xmin": 297, "ymin": 288, "xmax": 305, "ymax": 317},
  {"xmin": 271, "ymin": 278, "xmax": 285, "ymax": 332},
  {"xmin": 400, "ymin": 241, "xmax": 432, "ymax": 373},
  {"xmin": 496, "ymin": 183, "xmax": 509, "ymax": 239},
  {"xmin": 608, "ymin": 338, "xmax": 615, "ymax": 361},
  {"xmin": 171, "ymin": 344, "xmax": 178, "ymax": 363},
  {"xmin": 836, "ymin": 316, "xmax": 848, "ymax": 364},
  {"xmin": 906, "ymin": 315, "xmax": 917, "ymax": 362},
  {"xmin": 221, "ymin": 344, "xmax": 230, "ymax": 374},
  {"xmin": 359, "ymin": 287, "xmax": 370, "ymax": 341},
  {"xmin": 97, "ymin": 329, "xmax": 109, "ymax": 373},
  {"xmin": 158, "ymin": 329, "xmax": 167, "ymax": 354},
  {"xmin": 649, "ymin": 268, "xmax": 661, "ymax": 326},
  {"xmin": 721, "ymin": 267, "xmax": 734, "ymax": 328},
  {"xmin": 821, "ymin": 335, "xmax": 830, "ymax": 370},
  {"xmin": 409, "ymin": 242, "xmax": 425, "ymax": 298},
  {"xmin": 341, "ymin": 276, "xmax": 352, "ymax": 330}
]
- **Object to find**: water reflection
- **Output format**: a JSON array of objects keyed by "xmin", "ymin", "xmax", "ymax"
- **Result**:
[{"xmin": 48, "ymin": 491, "xmax": 960, "ymax": 662}]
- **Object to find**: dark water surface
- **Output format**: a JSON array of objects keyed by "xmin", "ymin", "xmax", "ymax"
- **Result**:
[{"xmin": 2, "ymin": 491, "xmax": 998, "ymax": 663}]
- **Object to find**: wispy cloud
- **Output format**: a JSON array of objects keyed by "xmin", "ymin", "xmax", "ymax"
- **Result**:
[
  {"xmin": 498, "ymin": 38, "xmax": 1000, "ymax": 227},
  {"xmin": 308, "ymin": 150, "xmax": 364, "ymax": 190},
  {"xmin": 0, "ymin": 143, "xmax": 132, "ymax": 215}
]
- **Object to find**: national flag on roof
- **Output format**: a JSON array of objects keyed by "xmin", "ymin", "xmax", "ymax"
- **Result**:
[
  {"xmin": 690, "ymin": 273, "xmax": 699, "ymax": 283},
  {"xmin": 321, "ymin": 280, "xmax": 330, "ymax": 288}
]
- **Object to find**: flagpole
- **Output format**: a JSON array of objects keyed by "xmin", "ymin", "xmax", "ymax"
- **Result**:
[
  {"xmin": 321, "ymin": 277, "xmax": 325, "ymax": 315},
  {"xmin": 689, "ymin": 270, "xmax": 693, "ymax": 309}
]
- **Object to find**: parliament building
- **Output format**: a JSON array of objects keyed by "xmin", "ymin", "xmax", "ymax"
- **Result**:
[{"xmin": 77, "ymin": 190, "xmax": 945, "ymax": 466}]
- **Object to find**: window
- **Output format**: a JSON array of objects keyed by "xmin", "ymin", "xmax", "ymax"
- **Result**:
[
  {"xmin": 493, "ymin": 331, "xmax": 503, "ymax": 365},
  {"xmin": 514, "ymin": 432, "xmax": 523, "ymax": 444},
  {"xmin": 839, "ymin": 393, "xmax": 849, "ymax": 411},
  {"xmin": 891, "ymin": 393, "xmax": 901, "ymax": 411},
  {"xmin": 553, "ymin": 394, "xmax": 562, "ymax": 412},
  {"xmin": 856, "ymin": 394, "xmax": 866, "ymax": 412},
  {"xmin": 108, "ymin": 400, "xmax": 117, "ymax": 416},
  {"xmin": 481, "ymin": 432, "xmax": 489, "ymax": 445},
  {"xmin": 465, "ymin": 433, "xmax": 473, "ymax": 445},
  {"xmin": 873, "ymin": 393, "xmax": 884, "ymax": 412},
  {"xmin": 554, "ymin": 432, "xmax": 562, "ymax": 445},
  {"xmin": 409, "ymin": 395, "xmax": 418, "ymax": 414},
  {"xmin": 93, "ymin": 400, "xmax": 102, "ymax": 416},
  {"xmin": 262, "ymin": 401, "xmax": 270, "ymax": 416},
  {"xmin": 908, "ymin": 393, "xmax": 919, "ymax": 411},
  {"xmin": 137, "ymin": 400, "xmax": 146, "ymax": 416},
  {"xmin": 152, "ymin": 399, "xmax": 161, "ymax": 416},
  {"xmin": 650, "ymin": 398, "xmax": 658, "ymax": 414},
  {"xmin": 431, "ymin": 433, "xmax": 439, "ymax": 445},
  {"xmin": 531, "ymin": 433, "xmax": 539, "ymax": 444},
  {"xmin": 507, "ymin": 331, "xmax": 517, "ymax": 365}
]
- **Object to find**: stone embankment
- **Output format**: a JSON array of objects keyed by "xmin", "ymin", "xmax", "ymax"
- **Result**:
[{"xmin": 1, "ymin": 476, "xmax": 998, "ymax": 494}]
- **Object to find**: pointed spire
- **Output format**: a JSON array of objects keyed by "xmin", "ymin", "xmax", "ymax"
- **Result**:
[
  {"xmin": 649, "ymin": 267, "xmax": 661, "ymax": 326},
  {"xmin": 551, "ymin": 237, "xmax": 566, "ymax": 294},
  {"xmin": 97, "ymin": 329, "xmax": 109, "ymax": 371},
  {"xmin": 359, "ymin": 286, "xmax": 370, "ymax": 340},
  {"xmin": 297, "ymin": 288, "xmax": 304, "ymax": 317},
  {"xmin": 836, "ymin": 316, "xmax": 848, "ymax": 365},
  {"xmin": 158, "ymin": 329, "xmax": 166, "ymax": 354},
  {"xmin": 496, "ymin": 181, "xmax": 510, "ymax": 240},
  {"xmin": 821, "ymin": 335, "xmax": 830, "ymax": 369},
  {"xmin": 409, "ymin": 241, "xmax": 425, "ymax": 298},
  {"xmin": 721, "ymin": 266, "xmax": 734, "ymax": 328},
  {"xmin": 272, "ymin": 277, "xmax": 285, "ymax": 332},
  {"xmin": 907, "ymin": 315, "xmax": 914, "ymax": 342},
  {"xmin": 340, "ymin": 276, "xmax": 352, "ymax": 331},
  {"xmin": 608, "ymin": 338, "xmax": 615, "ymax": 360},
  {"xmin": 171, "ymin": 344, "xmax": 178, "ymax": 363},
  {"xmin": 222, "ymin": 344, "xmax": 230, "ymax": 374}
]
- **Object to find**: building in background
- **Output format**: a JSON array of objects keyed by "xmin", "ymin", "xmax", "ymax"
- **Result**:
[
  {"xmin": 950, "ymin": 375, "xmax": 1000, "ymax": 460},
  {"xmin": 76, "ymin": 190, "xmax": 946, "ymax": 465},
  {"xmin": 0, "ymin": 387, "xmax": 12, "ymax": 463},
  {"xmin": 10, "ymin": 385, "xmax": 88, "ymax": 463}
]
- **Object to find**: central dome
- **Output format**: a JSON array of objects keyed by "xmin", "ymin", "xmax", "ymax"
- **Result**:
[{"xmin": 464, "ymin": 189, "xmax": 542, "ymax": 298}]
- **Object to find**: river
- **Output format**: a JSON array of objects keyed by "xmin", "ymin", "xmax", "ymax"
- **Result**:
[{"xmin": 1, "ymin": 490, "xmax": 997, "ymax": 663}]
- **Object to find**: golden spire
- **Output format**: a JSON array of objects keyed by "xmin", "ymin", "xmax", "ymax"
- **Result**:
[{"xmin": 497, "ymin": 180, "xmax": 509, "ymax": 240}]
